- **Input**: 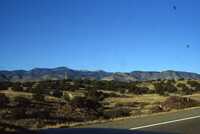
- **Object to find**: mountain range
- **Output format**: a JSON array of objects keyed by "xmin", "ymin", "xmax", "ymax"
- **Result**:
[{"xmin": 0, "ymin": 67, "xmax": 200, "ymax": 82}]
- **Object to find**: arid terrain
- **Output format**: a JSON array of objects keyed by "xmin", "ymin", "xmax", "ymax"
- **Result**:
[{"xmin": 0, "ymin": 78, "xmax": 200, "ymax": 133}]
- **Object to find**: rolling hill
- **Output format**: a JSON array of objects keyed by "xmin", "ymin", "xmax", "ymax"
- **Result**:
[{"xmin": 0, "ymin": 67, "xmax": 200, "ymax": 82}]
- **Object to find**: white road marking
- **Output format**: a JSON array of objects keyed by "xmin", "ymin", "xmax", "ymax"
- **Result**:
[{"xmin": 129, "ymin": 115, "xmax": 200, "ymax": 130}]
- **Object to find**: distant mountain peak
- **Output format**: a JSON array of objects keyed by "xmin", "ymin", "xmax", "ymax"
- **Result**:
[
  {"xmin": 0, "ymin": 67, "xmax": 200, "ymax": 82},
  {"xmin": 54, "ymin": 67, "xmax": 70, "ymax": 70}
]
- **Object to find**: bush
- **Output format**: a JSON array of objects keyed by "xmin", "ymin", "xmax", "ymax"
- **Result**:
[
  {"xmin": 154, "ymin": 82, "xmax": 165, "ymax": 95},
  {"xmin": 115, "ymin": 102, "xmax": 141, "ymax": 107},
  {"xmin": 150, "ymin": 105, "xmax": 164, "ymax": 113},
  {"xmin": 32, "ymin": 86, "xmax": 45, "ymax": 101},
  {"xmin": 70, "ymin": 96, "xmax": 102, "ymax": 112},
  {"xmin": 0, "ymin": 93, "xmax": 9, "ymax": 107},
  {"xmin": 12, "ymin": 82, "xmax": 23, "ymax": 91},
  {"xmin": 162, "ymin": 96, "xmax": 200, "ymax": 110},
  {"xmin": 135, "ymin": 87, "xmax": 149, "ymax": 94},
  {"xmin": 63, "ymin": 92, "xmax": 74, "ymax": 101},
  {"xmin": 14, "ymin": 96, "xmax": 31, "ymax": 107},
  {"xmin": 187, "ymin": 80, "xmax": 200, "ymax": 91},
  {"xmin": 128, "ymin": 85, "xmax": 149, "ymax": 95},
  {"xmin": 69, "ymin": 93, "xmax": 105, "ymax": 117},
  {"xmin": 11, "ymin": 107, "xmax": 27, "ymax": 119},
  {"xmin": 154, "ymin": 81, "xmax": 177, "ymax": 95},
  {"xmin": 33, "ymin": 93, "xmax": 45, "ymax": 102},
  {"xmin": 27, "ymin": 108, "xmax": 51, "ymax": 119},
  {"xmin": 151, "ymin": 96, "xmax": 200, "ymax": 113},
  {"xmin": 177, "ymin": 83, "xmax": 192, "ymax": 95},
  {"xmin": 103, "ymin": 108, "xmax": 131, "ymax": 119},
  {"xmin": 86, "ymin": 90, "xmax": 105, "ymax": 101},
  {"xmin": 50, "ymin": 90, "xmax": 63, "ymax": 98},
  {"xmin": 0, "ymin": 82, "xmax": 11, "ymax": 90}
]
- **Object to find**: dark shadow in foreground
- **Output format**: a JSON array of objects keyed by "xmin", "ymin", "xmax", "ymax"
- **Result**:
[{"xmin": 37, "ymin": 128, "xmax": 179, "ymax": 134}]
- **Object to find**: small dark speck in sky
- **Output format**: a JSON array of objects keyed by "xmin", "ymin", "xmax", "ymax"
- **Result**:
[
  {"xmin": 186, "ymin": 45, "xmax": 190, "ymax": 48},
  {"xmin": 173, "ymin": 5, "xmax": 177, "ymax": 10}
]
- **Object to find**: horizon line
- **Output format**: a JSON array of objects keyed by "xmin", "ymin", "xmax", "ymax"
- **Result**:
[{"xmin": 0, "ymin": 66, "xmax": 199, "ymax": 74}]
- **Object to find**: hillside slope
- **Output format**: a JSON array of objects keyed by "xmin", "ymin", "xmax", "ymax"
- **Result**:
[{"xmin": 0, "ymin": 67, "xmax": 200, "ymax": 82}]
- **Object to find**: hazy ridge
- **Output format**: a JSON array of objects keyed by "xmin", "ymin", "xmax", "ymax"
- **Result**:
[{"xmin": 0, "ymin": 67, "xmax": 200, "ymax": 82}]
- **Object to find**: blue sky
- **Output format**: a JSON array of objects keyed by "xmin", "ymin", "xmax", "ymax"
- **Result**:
[{"xmin": 0, "ymin": 0, "xmax": 200, "ymax": 73}]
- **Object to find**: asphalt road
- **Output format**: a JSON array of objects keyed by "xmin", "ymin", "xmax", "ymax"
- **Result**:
[
  {"xmin": 39, "ymin": 128, "xmax": 176, "ymax": 134},
  {"xmin": 78, "ymin": 107, "xmax": 200, "ymax": 134},
  {"xmin": 39, "ymin": 108, "xmax": 200, "ymax": 134}
]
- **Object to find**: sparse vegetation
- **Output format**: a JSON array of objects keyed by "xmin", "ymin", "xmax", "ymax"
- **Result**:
[
  {"xmin": 103, "ymin": 108, "xmax": 131, "ymax": 119},
  {"xmin": 151, "ymin": 96, "xmax": 200, "ymax": 113},
  {"xmin": 0, "ymin": 93, "xmax": 9, "ymax": 108},
  {"xmin": 154, "ymin": 80, "xmax": 178, "ymax": 96},
  {"xmin": 0, "ymin": 79, "xmax": 200, "ymax": 133}
]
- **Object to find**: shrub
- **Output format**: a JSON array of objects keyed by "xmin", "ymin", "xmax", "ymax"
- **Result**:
[
  {"xmin": 150, "ymin": 105, "xmax": 164, "ymax": 113},
  {"xmin": 70, "ymin": 96, "xmax": 102, "ymax": 111},
  {"xmin": 151, "ymin": 96, "xmax": 200, "ymax": 113},
  {"xmin": 63, "ymin": 92, "xmax": 74, "ymax": 101},
  {"xmin": 49, "ymin": 89, "xmax": 63, "ymax": 98},
  {"xmin": 33, "ymin": 93, "xmax": 45, "ymax": 102},
  {"xmin": 12, "ymin": 82, "xmax": 23, "ymax": 91},
  {"xmin": 128, "ymin": 85, "xmax": 149, "ymax": 95},
  {"xmin": 177, "ymin": 83, "xmax": 192, "ymax": 95},
  {"xmin": 187, "ymin": 80, "xmax": 200, "ymax": 91},
  {"xmin": 11, "ymin": 107, "xmax": 27, "ymax": 119},
  {"xmin": 14, "ymin": 96, "xmax": 31, "ymax": 107},
  {"xmin": 32, "ymin": 86, "xmax": 45, "ymax": 101},
  {"xmin": 28, "ymin": 108, "xmax": 51, "ymax": 119},
  {"xmin": 0, "ymin": 82, "xmax": 11, "ymax": 90},
  {"xmin": 154, "ymin": 82, "xmax": 165, "ymax": 95},
  {"xmin": 103, "ymin": 108, "xmax": 131, "ymax": 119},
  {"xmin": 54, "ymin": 104, "xmax": 72, "ymax": 119},
  {"xmin": 0, "ymin": 93, "xmax": 9, "ymax": 108},
  {"xmin": 162, "ymin": 96, "xmax": 200, "ymax": 110},
  {"xmin": 154, "ymin": 81, "xmax": 177, "ymax": 95},
  {"xmin": 115, "ymin": 102, "xmax": 140, "ymax": 107},
  {"xmin": 86, "ymin": 90, "xmax": 105, "ymax": 101},
  {"xmin": 69, "ymin": 94, "xmax": 104, "ymax": 117}
]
